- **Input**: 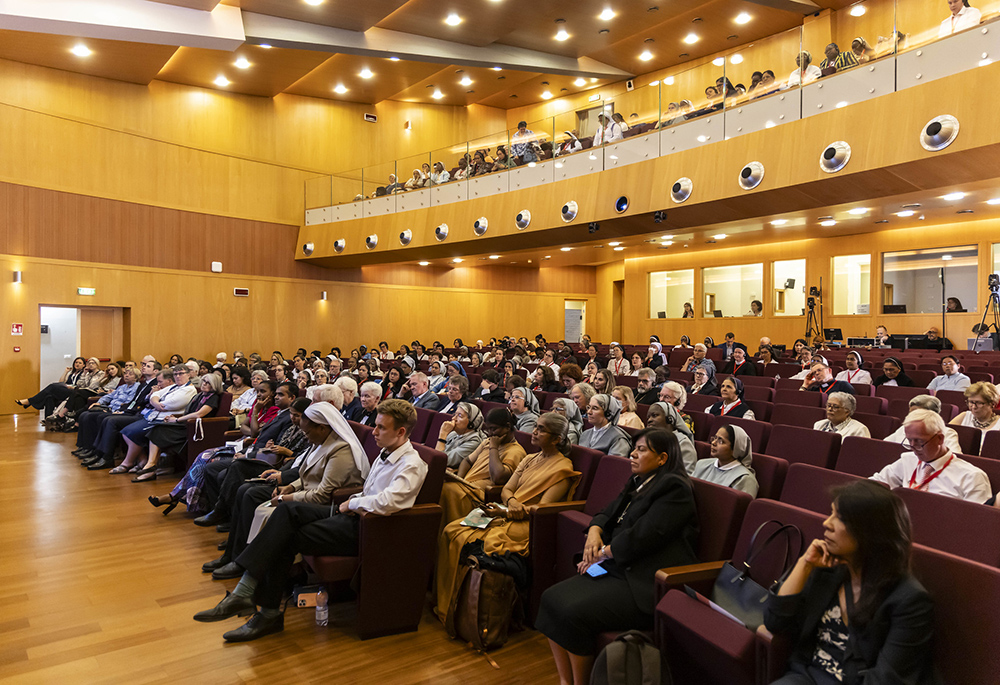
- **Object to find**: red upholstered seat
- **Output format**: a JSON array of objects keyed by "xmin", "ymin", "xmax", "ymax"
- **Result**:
[
  {"xmin": 850, "ymin": 382, "xmax": 875, "ymax": 396},
  {"xmin": 410, "ymin": 407, "xmax": 434, "ymax": 444},
  {"xmin": 959, "ymin": 453, "xmax": 1000, "ymax": 492},
  {"xmin": 769, "ymin": 404, "xmax": 826, "ymax": 429},
  {"xmin": 894, "ymin": 487, "xmax": 1000, "ymax": 565},
  {"xmin": 835, "ymin": 435, "xmax": 904, "ymax": 476},
  {"xmin": 688, "ymin": 410, "xmax": 714, "ymax": 442},
  {"xmin": 742, "ymin": 386, "xmax": 774, "ymax": 402},
  {"xmin": 778, "ymin": 463, "xmax": 866, "ymax": 514},
  {"xmin": 949, "ymin": 424, "xmax": 982, "ymax": 455},
  {"xmin": 773, "ymin": 389, "xmax": 822, "ymax": 407},
  {"xmin": 852, "ymin": 412, "xmax": 901, "ymax": 439},
  {"xmin": 745, "ymin": 400, "xmax": 773, "ymax": 422},
  {"xmin": 422, "ymin": 412, "xmax": 451, "ymax": 447},
  {"xmin": 712, "ymin": 415, "xmax": 770, "ymax": 454},
  {"xmin": 766, "ymin": 424, "xmax": 841, "ymax": 469},
  {"xmin": 849, "ymin": 394, "xmax": 888, "ymax": 415},
  {"xmin": 178, "ymin": 392, "xmax": 233, "ymax": 469},
  {"xmin": 684, "ymin": 394, "xmax": 716, "ymax": 413},
  {"xmin": 740, "ymin": 376, "xmax": 775, "ymax": 388},
  {"xmin": 982, "ymin": 430, "xmax": 1000, "ymax": 460},
  {"xmin": 874, "ymin": 385, "xmax": 926, "ymax": 403},
  {"xmin": 751, "ymin": 452, "xmax": 789, "ymax": 500}
]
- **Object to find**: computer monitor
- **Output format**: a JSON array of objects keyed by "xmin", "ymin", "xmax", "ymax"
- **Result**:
[
  {"xmin": 890, "ymin": 334, "xmax": 927, "ymax": 350},
  {"xmin": 823, "ymin": 328, "xmax": 843, "ymax": 341},
  {"xmin": 657, "ymin": 311, "xmax": 666, "ymax": 319},
  {"xmin": 968, "ymin": 337, "xmax": 996, "ymax": 351},
  {"xmin": 883, "ymin": 304, "xmax": 907, "ymax": 314},
  {"xmin": 713, "ymin": 310, "xmax": 723, "ymax": 318},
  {"xmin": 848, "ymin": 337, "xmax": 876, "ymax": 347}
]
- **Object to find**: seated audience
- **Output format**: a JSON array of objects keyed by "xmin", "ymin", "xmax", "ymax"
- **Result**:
[
  {"xmin": 757, "ymin": 344, "xmax": 778, "ymax": 367},
  {"xmin": 940, "ymin": 0, "xmax": 982, "ymax": 37},
  {"xmin": 403, "ymin": 168, "xmax": 426, "ymax": 190},
  {"xmin": 612, "ymin": 386, "xmax": 644, "ymax": 429},
  {"xmin": 790, "ymin": 347, "xmax": 815, "ymax": 380},
  {"xmin": 950, "ymin": 381, "xmax": 1000, "ymax": 434},
  {"xmin": 689, "ymin": 366, "xmax": 721, "ymax": 397},
  {"xmin": 435, "ymin": 412, "xmax": 580, "ymax": 626},
  {"xmin": 335, "ymin": 376, "xmax": 363, "ymax": 421},
  {"xmin": 927, "ymin": 355, "xmax": 970, "ymax": 391},
  {"xmin": 475, "ymin": 369, "xmax": 506, "ymax": 402},
  {"xmin": 408, "ymin": 372, "xmax": 441, "ymax": 410},
  {"xmin": 531, "ymin": 365, "xmax": 563, "ymax": 393},
  {"xmin": 537, "ymin": 428, "xmax": 698, "ymax": 685},
  {"xmin": 644, "ymin": 341, "xmax": 666, "ymax": 369},
  {"xmin": 873, "ymin": 357, "xmax": 914, "ymax": 387},
  {"xmin": 924, "ymin": 326, "xmax": 953, "ymax": 351},
  {"xmin": 18, "ymin": 356, "xmax": 103, "ymax": 417},
  {"xmin": 659, "ymin": 381, "xmax": 694, "ymax": 434},
  {"xmin": 592, "ymin": 368, "xmax": 615, "ymax": 395},
  {"xmin": 439, "ymin": 408, "xmax": 525, "ymax": 524},
  {"xmin": 722, "ymin": 347, "xmax": 758, "ymax": 376},
  {"xmin": 633, "ymin": 368, "xmax": 659, "ymax": 405},
  {"xmin": 801, "ymin": 360, "xmax": 856, "ymax": 395},
  {"xmin": 819, "ymin": 42, "xmax": 859, "ymax": 72},
  {"xmin": 583, "ymin": 361, "xmax": 601, "ymax": 385},
  {"xmin": 706, "ymin": 376, "xmax": 755, "ymax": 419},
  {"xmin": 765, "ymin": 481, "xmax": 938, "ymax": 684},
  {"xmin": 570, "ymin": 382, "xmax": 597, "ymax": 414},
  {"xmin": 581, "ymin": 394, "xmax": 632, "ymax": 457},
  {"xmin": 814, "ymin": 392, "xmax": 871, "ymax": 438},
  {"xmin": 438, "ymin": 376, "xmax": 469, "ymax": 414},
  {"xmin": 693, "ymin": 424, "xmax": 759, "ymax": 496},
  {"xmin": 885, "ymin": 395, "xmax": 962, "ymax": 453},
  {"xmin": 509, "ymin": 386, "xmax": 541, "ymax": 433},
  {"xmin": 429, "ymin": 162, "xmax": 450, "ymax": 185},
  {"xmin": 71, "ymin": 365, "xmax": 140, "ymax": 452},
  {"xmin": 646, "ymin": 401, "xmax": 698, "ymax": 473},
  {"xmin": 871, "ymin": 409, "xmax": 990, "ymax": 502},
  {"xmin": 550, "ymin": 397, "xmax": 584, "ymax": 445},
  {"xmin": 630, "ymin": 352, "xmax": 645, "ymax": 376},
  {"xmin": 193, "ymin": 399, "xmax": 402, "ymax": 642},
  {"xmin": 788, "ymin": 50, "xmax": 821, "ymax": 87},
  {"xmin": 606, "ymin": 344, "xmax": 631, "ymax": 376},
  {"xmin": 835, "ymin": 351, "xmax": 872, "ymax": 385},
  {"xmin": 852, "ymin": 37, "xmax": 876, "ymax": 63},
  {"xmin": 682, "ymin": 344, "xmax": 714, "ymax": 373},
  {"xmin": 356, "ymin": 381, "xmax": 380, "ymax": 425},
  {"xmin": 716, "ymin": 332, "xmax": 746, "ymax": 362}
]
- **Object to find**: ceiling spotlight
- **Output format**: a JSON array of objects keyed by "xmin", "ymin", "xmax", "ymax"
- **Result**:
[
  {"xmin": 431, "ymin": 89, "xmax": 444, "ymax": 99},
  {"xmin": 771, "ymin": 219, "xmax": 788, "ymax": 226},
  {"xmin": 849, "ymin": 4, "xmax": 867, "ymax": 16},
  {"xmin": 730, "ymin": 54, "xmax": 743, "ymax": 64},
  {"xmin": 712, "ymin": 57, "xmax": 725, "ymax": 66},
  {"xmin": 234, "ymin": 57, "xmax": 251, "ymax": 69},
  {"xmin": 661, "ymin": 240, "xmax": 674, "ymax": 246},
  {"xmin": 574, "ymin": 78, "xmax": 587, "ymax": 86},
  {"xmin": 492, "ymin": 66, "xmax": 503, "ymax": 71},
  {"xmin": 599, "ymin": 8, "xmax": 616, "ymax": 20},
  {"xmin": 896, "ymin": 210, "xmax": 916, "ymax": 217},
  {"xmin": 542, "ymin": 90, "xmax": 553, "ymax": 99},
  {"xmin": 71, "ymin": 44, "xmax": 93, "ymax": 57},
  {"xmin": 333, "ymin": 84, "xmax": 348, "ymax": 94},
  {"xmin": 942, "ymin": 192, "xmax": 966, "ymax": 201},
  {"xmin": 459, "ymin": 76, "xmax": 472, "ymax": 86},
  {"xmin": 735, "ymin": 12, "xmax": 752, "ymax": 24},
  {"xmin": 561, "ymin": 247, "xmax": 572, "ymax": 252},
  {"xmin": 820, "ymin": 219, "xmax": 837, "ymax": 227},
  {"xmin": 445, "ymin": 13, "xmax": 462, "ymax": 25},
  {"xmin": 660, "ymin": 234, "xmax": 674, "ymax": 240},
  {"xmin": 418, "ymin": 261, "xmax": 430, "ymax": 266},
  {"xmin": 848, "ymin": 207, "xmax": 869, "ymax": 215},
  {"xmin": 987, "ymin": 198, "xmax": 1000, "ymax": 205},
  {"xmin": 452, "ymin": 258, "xmax": 463, "ymax": 263},
  {"xmin": 613, "ymin": 246, "xmax": 625, "ymax": 251},
  {"xmin": 389, "ymin": 56, "xmax": 400, "ymax": 61},
  {"xmin": 608, "ymin": 241, "xmax": 621, "ymax": 246},
  {"xmin": 304, "ymin": 0, "xmax": 324, "ymax": 5},
  {"xmin": 258, "ymin": 44, "xmax": 272, "ymax": 49},
  {"xmin": 214, "ymin": 76, "xmax": 230, "ymax": 87},
  {"xmin": 489, "ymin": 255, "xmax": 500, "ymax": 260},
  {"xmin": 555, "ymin": 29, "xmax": 570, "ymax": 41},
  {"xmin": 942, "ymin": 254, "xmax": 953, "ymax": 260},
  {"xmin": 713, "ymin": 234, "xmax": 727, "ymax": 240},
  {"xmin": 683, "ymin": 33, "xmax": 699, "ymax": 44},
  {"xmin": 359, "ymin": 68, "xmax": 374, "ymax": 79},
  {"xmin": 639, "ymin": 50, "xmax": 653, "ymax": 61}
]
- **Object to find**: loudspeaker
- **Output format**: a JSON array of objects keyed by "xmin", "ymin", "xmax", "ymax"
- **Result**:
[
  {"xmin": 819, "ymin": 141, "xmax": 851, "ymax": 173},
  {"xmin": 561, "ymin": 201, "xmax": 578, "ymax": 222},
  {"xmin": 365, "ymin": 234, "xmax": 378, "ymax": 249},
  {"xmin": 920, "ymin": 115, "xmax": 960, "ymax": 151},
  {"xmin": 435, "ymin": 224, "xmax": 449, "ymax": 241},
  {"xmin": 738, "ymin": 161, "xmax": 765, "ymax": 190},
  {"xmin": 670, "ymin": 177, "xmax": 693, "ymax": 203},
  {"xmin": 515, "ymin": 210, "xmax": 531, "ymax": 229},
  {"xmin": 473, "ymin": 217, "xmax": 489, "ymax": 236}
]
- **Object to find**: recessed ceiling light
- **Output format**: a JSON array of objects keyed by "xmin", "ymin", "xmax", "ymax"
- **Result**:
[
  {"xmin": 213, "ymin": 75, "xmax": 230, "ymax": 87},
  {"xmin": 987, "ymin": 198, "xmax": 1000, "ymax": 205},
  {"xmin": 660, "ymin": 234, "xmax": 674, "ymax": 240},
  {"xmin": 359, "ymin": 68, "xmax": 374, "ymax": 79},
  {"xmin": 234, "ymin": 57, "xmax": 251, "ymax": 69},
  {"xmin": 333, "ymin": 84, "xmax": 348, "ymax": 94},
  {"xmin": 730, "ymin": 54, "xmax": 743, "ymax": 64},
  {"xmin": 639, "ymin": 50, "xmax": 653, "ymax": 61},
  {"xmin": 418, "ymin": 261, "xmax": 430, "ymax": 266},
  {"xmin": 560, "ymin": 247, "xmax": 572, "ymax": 252},
  {"xmin": 713, "ymin": 233, "xmax": 727, "ymax": 240},
  {"xmin": 712, "ymin": 57, "xmax": 725, "ymax": 66},
  {"xmin": 452, "ymin": 257, "xmax": 463, "ymax": 263},
  {"xmin": 258, "ymin": 44, "xmax": 272, "ymax": 49},
  {"xmin": 492, "ymin": 66, "xmax": 503, "ymax": 71},
  {"xmin": 389, "ymin": 56, "xmax": 400, "ymax": 61},
  {"xmin": 599, "ymin": 8, "xmax": 616, "ymax": 20},
  {"xmin": 820, "ymin": 219, "xmax": 837, "ymax": 227},
  {"xmin": 445, "ymin": 13, "xmax": 462, "ymax": 26},
  {"xmin": 573, "ymin": 78, "xmax": 587, "ymax": 87},
  {"xmin": 661, "ymin": 240, "xmax": 674, "ymax": 246},
  {"xmin": 848, "ymin": 207, "xmax": 869, "ymax": 215},
  {"xmin": 543, "ymin": 255, "xmax": 552, "ymax": 259},
  {"xmin": 459, "ymin": 76, "xmax": 472, "ymax": 86},
  {"xmin": 664, "ymin": 76, "xmax": 674, "ymax": 85},
  {"xmin": 541, "ymin": 90, "xmax": 553, "ymax": 99},
  {"xmin": 735, "ymin": 12, "xmax": 752, "ymax": 24},
  {"xmin": 849, "ymin": 4, "xmax": 866, "ymax": 16},
  {"xmin": 683, "ymin": 33, "xmax": 699, "ymax": 44},
  {"xmin": 942, "ymin": 254, "xmax": 953, "ymax": 260},
  {"xmin": 489, "ymin": 255, "xmax": 500, "ymax": 260},
  {"xmin": 555, "ymin": 29, "xmax": 570, "ymax": 41},
  {"xmin": 896, "ymin": 210, "xmax": 915, "ymax": 217},
  {"xmin": 770, "ymin": 219, "xmax": 788, "ymax": 226},
  {"xmin": 431, "ymin": 89, "xmax": 444, "ymax": 99},
  {"xmin": 649, "ymin": 80, "xmax": 659, "ymax": 86},
  {"xmin": 70, "ymin": 44, "xmax": 92, "ymax": 57},
  {"xmin": 835, "ymin": 101, "xmax": 849, "ymax": 108},
  {"xmin": 942, "ymin": 192, "xmax": 966, "ymax": 201},
  {"xmin": 608, "ymin": 241, "xmax": 621, "ymax": 246},
  {"xmin": 613, "ymin": 246, "xmax": 625, "ymax": 251},
  {"xmin": 304, "ymin": 0, "xmax": 323, "ymax": 5}
]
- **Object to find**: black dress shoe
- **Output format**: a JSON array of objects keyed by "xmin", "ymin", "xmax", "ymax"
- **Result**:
[
  {"xmin": 193, "ymin": 511, "xmax": 223, "ymax": 527},
  {"xmin": 192, "ymin": 591, "xmax": 256, "ymax": 623},
  {"xmin": 218, "ymin": 540, "xmax": 228, "ymax": 551},
  {"xmin": 212, "ymin": 561, "xmax": 244, "ymax": 580},
  {"xmin": 223, "ymin": 611, "xmax": 284, "ymax": 642},
  {"xmin": 81, "ymin": 453, "xmax": 103, "ymax": 466},
  {"xmin": 202, "ymin": 555, "xmax": 230, "ymax": 573},
  {"xmin": 87, "ymin": 458, "xmax": 114, "ymax": 471},
  {"xmin": 215, "ymin": 522, "xmax": 232, "ymax": 533},
  {"xmin": 74, "ymin": 448, "xmax": 94, "ymax": 458}
]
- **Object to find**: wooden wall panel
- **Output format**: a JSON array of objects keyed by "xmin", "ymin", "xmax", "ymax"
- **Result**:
[
  {"xmin": 0, "ymin": 255, "xmax": 597, "ymax": 416},
  {"xmin": 79, "ymin": 308, "xmax": 122, "ymax": 362}
]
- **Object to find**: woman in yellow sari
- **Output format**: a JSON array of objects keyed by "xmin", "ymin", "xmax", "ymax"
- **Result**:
[
  {"xmin": 435, "ymin": 412, "xmax": 581, "ymax": 624},
  {"xmin": 439, "ymin": 407, "xmax": 527, "ymax": 526}
]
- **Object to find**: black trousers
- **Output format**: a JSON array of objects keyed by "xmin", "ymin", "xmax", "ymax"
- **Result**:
[
  {"xmin": 215, "ymin": 459, "xmax": 270, "ymax": 520},
  {"xmin": 202, "ymin": 459, "xmax": 231, "ymax": 513},
  {"xmin": 28, "ymin": 383, "xmax": 73, "ymax": 415},
  {"xmin": 76, "ymin": 409, "xmax": 113, "ymax": 449},
  {"xmin": 66, "ymin": 388, "xmax": 98, "ymax": 415},
  {"xmin": 236, "ymin": 501, "xmax": 359, "ymax": 609},
  {"xmin": 93, "ymin": 413, "xmax": 141, "ymax": 457},
  {"xmin": 224, "ymin": 481, "xmax": 274, "ymax": 561}
]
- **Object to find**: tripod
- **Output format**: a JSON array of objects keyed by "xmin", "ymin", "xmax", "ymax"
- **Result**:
[
  {"xmin": 805, "ymin": 304, "xmax": 821, "ymax": 339},
  {"xmin": 976, "ymin": 286, "xmax": 1000, "ymax": 349}
]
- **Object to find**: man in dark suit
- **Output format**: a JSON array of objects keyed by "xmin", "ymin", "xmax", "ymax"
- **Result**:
[
  {"xmin": 336, "ymin": 376, "xmax": 364, "ymax": 421},
  {"xmin": 800, "ymin": 361, "xmax": 855, "ymax": 394},
  {"xmin": 408, "ymin": 372, "xmax": 441, "ymax": 410},
  {"xmin": 474, "ymin": 369, "xmax": 505, "ymax": 402},
  {"xmin": 76, "ymin": 357, "xmax": 161, "ymax": 464},
  {"xmin": 716, "ymin": 332, "xmax": 748, "ymax": 362},
  {"xmin": 634, "ymin": 368, "xmax": 660, "ymax": 405}
]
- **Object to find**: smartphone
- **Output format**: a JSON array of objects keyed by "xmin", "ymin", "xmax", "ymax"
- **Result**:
[
  {"xmin": 585, "ymin": 563, "xmax": 607, "ymax": 578},
  {"xmin": 247, "ymin": 477, "xmax": 271, "ymax": 483}
]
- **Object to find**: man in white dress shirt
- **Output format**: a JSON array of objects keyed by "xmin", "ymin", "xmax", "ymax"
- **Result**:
[
  {"xmin": 194, "ymin": 399, "xmax": 428, "ymax": 641},
  {"xmin": 871, "ymin": 409, "xmax": 990, "ymax": 502},
  {"xmin": 939, "ymin": 0, "xmax": 982, "ymax": 37},
  {"xmin": 926, "ymin": 355, "xmax": 971, "ymax": 392}
]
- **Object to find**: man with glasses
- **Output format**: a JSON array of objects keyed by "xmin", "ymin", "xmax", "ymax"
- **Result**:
[
  {"xmin": 870, "ymin": 409, "xmax": 990, "ymax": 502},
  {"xmin": 799, "ymin": 360, "xmax": 855, "ymax": 395},
  {"xmin": 885, "ymin": 395, "xmax": 962, "ymax": 453},
  {"xmin": 634, "ymin": 368, "xmax": 659, "ymax": 405},
  {"xmin": 927, "ymin": 355, "xmax": 970, "ymax": 392}
]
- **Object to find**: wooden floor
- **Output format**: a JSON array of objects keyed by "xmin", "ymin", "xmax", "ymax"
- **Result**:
[{"xmin": 0, "ymin": 415, "xmax": 559, "ymax": 684}]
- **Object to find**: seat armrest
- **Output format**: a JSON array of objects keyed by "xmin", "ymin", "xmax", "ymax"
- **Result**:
[
  {"xmin": 333, "ymin": 485, "xmax": 363, "ymax": 505},
  {"xmin": 654, "ymin": 560, "xmax": 728, "ymax": 604},
  {"xmin": 527, "ymin": 501, "xmax": 587, "ymax": 516},
  {"xmin": 756, "ymin": 624, "xmax": 792, "ymax": 684},
  {"xmin": 223, "ymin": 430, "xmax": 243, "ymax": 439}
]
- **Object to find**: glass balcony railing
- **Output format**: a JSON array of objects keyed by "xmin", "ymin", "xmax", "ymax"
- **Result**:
[{"xmin": 303, "ymin": 0, "xmax": 1000, "ymax": 226}]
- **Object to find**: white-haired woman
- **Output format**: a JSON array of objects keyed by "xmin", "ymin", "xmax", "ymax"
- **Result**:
[{"xmin": 814, "ymin": 392, "xmax": 870, "ymax": 438}]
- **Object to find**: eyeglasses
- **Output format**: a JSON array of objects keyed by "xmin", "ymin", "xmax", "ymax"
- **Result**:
[
  {"xmin": 967, "ymin": 399, "xmax": 989, "ymax": 407},
  {"xmin": 709, "ymin": 435, "xmax": 729, "ymax": 444},
  {"xmin": 826, "ymin": 404, "xmax": 844, "ymax": 411},
  {"xmin": 902, "ymin": 437, "xmax": 935, "ymax": 450}
]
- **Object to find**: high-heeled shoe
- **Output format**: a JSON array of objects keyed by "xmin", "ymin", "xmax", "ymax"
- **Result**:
[
  {"xmin": 148, "ymin": 494, "xmax": 180, "ymax": 515},
  {"xmin": 132, "ymin": 466, "xmax": 158, "ymax": 483},
  {"xmin": 14, "ymin": 399, "xmax": 29, "ymax": 409}
]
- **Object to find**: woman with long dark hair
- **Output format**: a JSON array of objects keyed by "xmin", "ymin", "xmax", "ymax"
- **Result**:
[
  {"xmin": 537, "ymin": 428, "xmax": 699, "ymax": 684},
  {"xmin": 765, "ymin": 480, "xmax": 938, "ymax": 684},
  {"xmin": 380, "ymin": 364, "xmax": 406, "ymax": 400}
]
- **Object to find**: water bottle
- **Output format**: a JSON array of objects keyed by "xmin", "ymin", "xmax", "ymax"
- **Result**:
[{"xmin": 315, "ymin": 586, "xmax": 328, "ymax": 626}]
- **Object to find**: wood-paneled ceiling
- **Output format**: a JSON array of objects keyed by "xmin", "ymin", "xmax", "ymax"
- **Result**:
[{"xmin": 5, "ymin": 0, "xmax": 859, "ymax": 107}]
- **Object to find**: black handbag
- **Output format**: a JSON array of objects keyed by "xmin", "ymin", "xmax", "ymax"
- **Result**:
[{"xmin": 708, "ymin": 520, "xmax": 804, "ymax": 630}]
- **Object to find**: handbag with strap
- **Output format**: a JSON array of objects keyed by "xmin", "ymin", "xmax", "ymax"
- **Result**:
[
  {"xmin": 445, "ymin": 563, "xmax": 520, "ymax": 652},
  {"xmin": 707, "ymin": 519, "xmax": 804, "ymax": 630},
  {"xmin": 590, "ymin": 630, "xmax": 671, "ymax": 685}
]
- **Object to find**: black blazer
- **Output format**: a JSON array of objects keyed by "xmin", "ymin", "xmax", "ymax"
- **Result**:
[
  {"xmin": 721, "ymin": 359, "xmax": 758, "ymax": 376},
  {"xmin": 873, "ymin": 373, "xmax": 915, "ymax": 387},
  {"xmin": 707, "ymin": 400, "xmax": 754, "ymax": 419},
  {"xmin": 765, "ymin": 567, "xmax": 940, "ymax": 685},
  {"xmin": 476, "ymin": 387, "xmax": 506, "ymax": 403},
  {"xmin": 694, "ymin": 380, "xmax": 722, "ymax": 397},
  {"xmin": 634, "ymin": 387, "xmax": 660, "ymax": 405},
  {"xmin": 591, "ymin": 470, "xmax": 699, "ymax": 611},
  {"xmin": 122, "ymin": 377, "xmax": 158, "ymax": 415},
  {"xmin": 716, "ymin": 342, "xmax": 748, "ymax": 359}
]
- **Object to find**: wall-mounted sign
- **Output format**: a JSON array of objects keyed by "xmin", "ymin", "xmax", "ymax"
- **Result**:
[
  {"xmin": 77, "ymin": 287, "xmax": 96, "ymax": 296},
  {"xmin": 11, "ymin": 323, "xmax": 23, "ymax": 336}
]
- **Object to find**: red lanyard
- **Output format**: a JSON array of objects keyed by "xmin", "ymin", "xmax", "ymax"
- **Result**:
[
  {"xmin": 846, "ymin": 369, "xmax": 860, "ymax": 383},
  {"xmin": 721, "ymin": 400, "xmax": 742, "ymax": 416},
  {"xmin": 908, "ymin": 455, "xmax": 954, "ymax": 491},
  {"xmin": 614, "ymin": 359, "xmax": 625, "ymax": 374},
  {"xmin": 734, "ymin": 361, "xmax": 745, "ymax": 374}
]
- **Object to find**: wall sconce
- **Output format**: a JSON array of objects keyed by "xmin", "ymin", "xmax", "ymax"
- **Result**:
[
  {"xmin": 321, "ymin": 291, "xmax": 328, "ymax": 301},
  {"xmin": 13, "ymin": 270, "xmax": 22, "ymax": 283},
  {"xmin": 404, "ymin": 120, "xmax": 412, "ymax": 130}
]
